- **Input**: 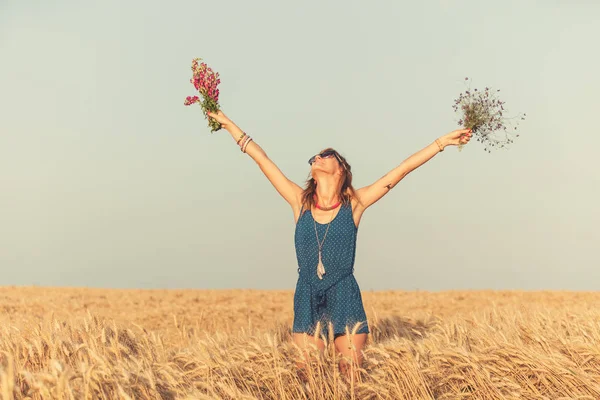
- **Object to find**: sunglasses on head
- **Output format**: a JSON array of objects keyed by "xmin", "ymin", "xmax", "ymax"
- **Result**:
[{"xmin": 308, "ymin": 150, "xmax": 339, "ymax": 165}]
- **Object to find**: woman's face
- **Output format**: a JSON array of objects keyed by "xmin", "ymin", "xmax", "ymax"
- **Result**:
[{"xmin": 309, "ymin": 149, "xmax": 343, "ymax": 176}]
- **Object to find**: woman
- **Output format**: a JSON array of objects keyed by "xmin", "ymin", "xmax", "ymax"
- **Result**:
[{"xmin": 207, "ymin": 110, "xmax": 472, "ymax": 377}]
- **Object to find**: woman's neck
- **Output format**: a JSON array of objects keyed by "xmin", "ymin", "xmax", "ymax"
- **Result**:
[{"xmin": 314, "ymin": 176, "xmax": 341, "ymax": 206}]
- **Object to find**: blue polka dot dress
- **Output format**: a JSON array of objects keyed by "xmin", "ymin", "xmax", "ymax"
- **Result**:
[{"xmin": 293, "ymin": 201, "xmax": 369, "ymax": 340}]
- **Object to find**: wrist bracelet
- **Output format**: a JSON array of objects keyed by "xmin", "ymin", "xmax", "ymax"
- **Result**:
[
  {"xmin": 240, "ymin": 135, "xmax": 251, "ymax": 152},
  {"xmin": 239, "ymin": 134, "xmax": 249, "ymax": 149},
  {"xmin": 242, "ymin": 137, "xmax": 253, "ymax": 153}
]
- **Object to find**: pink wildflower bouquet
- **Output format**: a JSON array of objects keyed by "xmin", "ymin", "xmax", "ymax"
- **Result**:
[
  {"xmin": 184, "ymin": 58, "xmax": 221, "ymax": 132},
  {"xmin": 453, "ymin": 77, "xmax": 526, "ymax": 153}
]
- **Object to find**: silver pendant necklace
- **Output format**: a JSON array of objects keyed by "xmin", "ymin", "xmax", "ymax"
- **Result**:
[{"xmin": 313, "ymin": 208, "xmax": 335, "ymax": 280}]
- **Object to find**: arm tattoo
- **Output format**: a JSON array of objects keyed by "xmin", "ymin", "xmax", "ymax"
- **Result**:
[{"xmin": 384, "ymin": 183, "xmax": 395, "ymax": 190}]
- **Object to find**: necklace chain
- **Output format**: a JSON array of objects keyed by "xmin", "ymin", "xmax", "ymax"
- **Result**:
[
  {"xmin": 313, "ymin": 208, "xmax": 336, "ymax": 279},
  {"xmin": 313, "ymin": 209, "xmax": 335, "ymax": 251}
]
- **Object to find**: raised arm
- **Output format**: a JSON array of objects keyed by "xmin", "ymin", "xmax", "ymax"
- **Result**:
[
  {"xmin": 207, "ymin": 111, "xmax": 303, "ymax": 211},
  {"xmin": 355, "ymin": 129, "xmax": 472, "ymax": 210}
]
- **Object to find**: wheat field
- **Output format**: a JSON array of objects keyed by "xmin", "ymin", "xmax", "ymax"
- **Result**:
[{"xmin": 1, "ymin": 286, "xmax": 599, "ymax": 399}]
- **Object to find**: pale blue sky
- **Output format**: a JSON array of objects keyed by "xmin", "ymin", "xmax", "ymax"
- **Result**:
[{"xmin": 1, "ymin": 1, "xmax": 599, "ymax": 291}]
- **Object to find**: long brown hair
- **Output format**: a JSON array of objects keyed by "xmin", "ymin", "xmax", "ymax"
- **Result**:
[{"xmin": 301, "ymin": 148, "xmax": 357, "ymax": 212}]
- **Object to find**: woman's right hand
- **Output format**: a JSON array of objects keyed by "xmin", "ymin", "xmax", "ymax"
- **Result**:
[{"xmin": 207, "ymin": 110, "xmax": 236, "ymax": 132}]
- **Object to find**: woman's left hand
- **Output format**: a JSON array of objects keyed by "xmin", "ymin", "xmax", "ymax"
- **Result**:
[{"xmin": 442, "ymin": 129, "xmax": 473, "ymax": 147}]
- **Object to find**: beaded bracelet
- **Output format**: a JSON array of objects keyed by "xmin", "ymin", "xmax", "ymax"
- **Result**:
[
  {"xmin": 242, "ymin": 137, "xmax": 253, "ymax": 153},
  {"xmin": 239, "ymin": 134, "xmax": 250, "ymax": 149},
  {"xmin": 435, "ymin": 138, "xmax": 444, "ymax": 152}
]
